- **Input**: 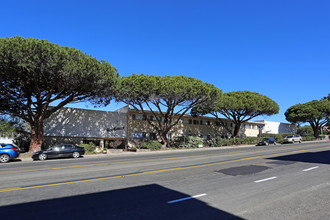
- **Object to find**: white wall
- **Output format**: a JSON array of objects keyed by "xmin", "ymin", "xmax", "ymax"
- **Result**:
[
  {"xmin": 0, "ymin": 136, "xmax": 14, "ymax": 144},
  {"xmin": 255, "ymin": 120, "xmax": 296, "ymax": 134}
]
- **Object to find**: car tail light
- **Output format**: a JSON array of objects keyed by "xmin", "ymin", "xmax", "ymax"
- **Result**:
[{"xmin": 11, "ymin": 147, "xmax": 18, "ymax": 151}]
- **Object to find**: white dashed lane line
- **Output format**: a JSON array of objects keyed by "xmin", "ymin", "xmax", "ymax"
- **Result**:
[
  {"xmin": 303, "ymin": 166, "xmax": 319, "ymax": 172},
  {"xmin": 167, "ymin": 193, "xmax": 207, "ymax": 204},
  {"xmin": 254, "ymin": 176, "xmax": 277, "ymax": 183}
]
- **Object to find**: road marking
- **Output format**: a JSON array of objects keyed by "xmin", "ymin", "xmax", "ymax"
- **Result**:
[
  {"xmin": 1, "ymin": 146, "xmax": 330, "ymax": 193},
  {"xmin": 254, "ymin": 176, "xmax": 277, "ymax": 183},
  {"xmin": 2, "ymin": 145, "xmax": 329, "ymax": 175},
  {"xmin": 167, "ymin": 193, "xmax": 207, "ymax": 204},
  {"xmin": 303, "ymin": 166, "xmax": 319, "ymax": 172}
]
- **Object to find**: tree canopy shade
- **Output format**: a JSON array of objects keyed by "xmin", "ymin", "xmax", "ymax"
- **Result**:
[
  {"xmin": 192, "ymin": 91, "xmax": 279, "ymax": 137},
  {"xmin": 285, "ymin": 100, "xmax": 330, "ymax": 138},
  {"xmin": 115, "ymin": 74, "xmax": 222, "ymax": 146},
  {"xmin": 0, "ymin": 37, "xmax": 119, "ymax": 152}
]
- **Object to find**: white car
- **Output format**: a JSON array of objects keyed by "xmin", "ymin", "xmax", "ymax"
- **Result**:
[{"xmin": 283, "ymin": 135, "xmax": 302, "ymax": 143}]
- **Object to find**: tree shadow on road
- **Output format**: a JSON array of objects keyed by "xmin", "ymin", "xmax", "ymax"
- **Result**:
[
  {"xmin": 0, "ymin": 184, "xmax": 243, "ymax": 220},
  {"xmin": 268, "ymin": 150, "xmax": 330, "ymax": 165}
]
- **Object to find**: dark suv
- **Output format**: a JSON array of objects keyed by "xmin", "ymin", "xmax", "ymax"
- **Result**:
[{"xmin": 256, "ymin": 137, "xmax": 277, "ymax": 146}]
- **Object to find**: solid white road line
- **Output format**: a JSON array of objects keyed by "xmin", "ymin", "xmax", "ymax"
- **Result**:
[
  {"xmin": 303, "ymin": 166, "xmax": 319, "ymax": 172},
  {"xmin": 167, "ymin": 193, "xmax": 207, "ymax": 204},
  {"xmin": 254, "ymin": 176, "xmax": 277, "ymax": 183}
]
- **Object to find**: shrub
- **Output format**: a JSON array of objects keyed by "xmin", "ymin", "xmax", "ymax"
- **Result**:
[
  {"xmin": 79, "ymin": 142, "xmax": 96, "ymax": 153},
  {"xmin": 170, "ymin": 136, "xmax": 203, "ymax": 148},
  {"xmin": 141, "ymin": 140, "xmax": 162, "ymax": 150},
  {"xmin": 208, "ymin": 136, "xmax": 259, "ymax": 147},
  {"xmin": 302, "ymin": 136, "xmax": 316, "ymax": 141}
]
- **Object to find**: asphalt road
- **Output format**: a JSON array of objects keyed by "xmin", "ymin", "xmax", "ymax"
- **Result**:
[{"xmin": 1, "ymin": 141, "xmax": 330, "ymax": 220}]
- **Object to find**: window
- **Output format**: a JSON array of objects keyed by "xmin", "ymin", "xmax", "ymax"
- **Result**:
[
  {"xmin": 215, "ymin": 121, "xmax": 222, "ymax": 126},
  {"xmin": 166, "ymin": 133, "xmax": 172, "ymax": 139},
  {"xmin": 132, "ymin": 132, "xmax": 146, "ymax": 139},
  {"xmin": 245, "ymin": 124, "xmax": 251, "ymax": 129},
  {"xmin": 64, "ymin": 145, "xmax": 74, "ymax": 149},
  {"xmin": 132, "ymin": 114, "xmax": 146, "ymax": 120},
  {"xmin": 182, "ymin": 118, "xmax": 192, "ymax": 124},
  {"xmin": 193, "ymin": 120, "xmax": 199, "ymax": 125},
  {"xmin": 203, "ymin": 135, "xmax": 211, "ymax": 140},
  {"xmin": 149, "ymin": 133, "xmax": 156, "ymax": 140},
  {"xmin": 200, "ymin": 120, "xmax": 211, "ymax": 125}
]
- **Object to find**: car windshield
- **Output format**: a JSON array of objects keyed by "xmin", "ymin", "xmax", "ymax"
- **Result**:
[
  {"xmin": 286, "ymin": 136, "xmax": 293, "ymax": 138},
  {"xmin": 262, "ymin": 138, "xmax": 269, "ymax": 141}
]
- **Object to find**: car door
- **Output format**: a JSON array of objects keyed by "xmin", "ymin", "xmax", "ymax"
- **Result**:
[
  {"xmin": 47, "ymin": 146, "xmax": 63, "ymax": 158},
  {"xmin": 62, "ymin": 145, "xmax": 74, "ymax": 157}
]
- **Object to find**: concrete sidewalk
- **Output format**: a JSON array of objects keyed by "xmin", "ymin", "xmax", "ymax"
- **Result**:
[{"xmin": 17, "ymin": 139, "xmax": 327, "ymax": 162}]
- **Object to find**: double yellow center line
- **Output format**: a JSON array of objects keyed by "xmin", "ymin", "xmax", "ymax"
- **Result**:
[{"xmin": 1, "ymin": 146, "xmax": 329, "ymax": 193}]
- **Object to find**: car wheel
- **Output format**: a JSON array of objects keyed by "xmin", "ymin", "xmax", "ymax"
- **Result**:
[
  {"xmin": 299, "ymin": 139, "xmax": 302, "ymax": 143},
  {"xmin": 38, "ymin": 153, "xmax": 47, "ymax": 160},
  {"xmin": 0, "ymin": 154, "xmax": 10, "ymax": 163},
  {"xmin": 72, "ymin": 152, "xmax": 80, "ymax": 158},
  {"xmin": 265, "ymin": 142, "xmax": 269, "ymax": 146},
  {"xmin": 274, "ymin": 142, "xmax": 277, "ymax": 145}
]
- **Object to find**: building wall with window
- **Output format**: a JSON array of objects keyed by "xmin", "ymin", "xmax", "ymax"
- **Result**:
[
  {"xmin": 43, "ymin": 107, "xmax": 266, "ymax": 149},
  {"xmin": 128, "ymin": 110, "xmax": 264, "ymax": 147}
]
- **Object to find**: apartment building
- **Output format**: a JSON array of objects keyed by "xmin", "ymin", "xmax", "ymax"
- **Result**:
[{"xmin": 43, "ymin": 106, "xmax": 264, "ymax": 149}]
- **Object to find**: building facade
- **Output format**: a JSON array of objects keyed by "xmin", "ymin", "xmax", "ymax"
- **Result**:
[
  {"xmin": 254, "ymin": 120, "xmax": 296, "ymax": 134},
  {"xmin": 44, "ymin": 106, "xmax": 266, "ymax": 149}
]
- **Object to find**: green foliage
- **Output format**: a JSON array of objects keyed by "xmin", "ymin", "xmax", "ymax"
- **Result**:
[
  {"xmin": 193, "ymin": 91, "xmax": 279, "ymax": 137},
  {"xmin": 170, "ymin": 136, "xmax": 204, "ymax": 148},
  {"xmin": 302, "ymin": 136, "xmax": 316, "ymax": 141},
  {"xmin": 208, "ymin": 137, "xmax": 259, "ymax": 147},
  {"xmin": 297, "ymin": 125, "xmax": 313, "ymax": 136},
  {"xmin": 79, "ymin": 142, "xmax": 96, "ymax": 153},
  {"xmin": 141, "ymin": 140, "xmax": 162, "ymax": 150},
  {"xmin": 219, "ymin": 91, "xmax": 280, "ymax": 115},
  {"xmin": 0, "ymin": 118, "xmax": 16, "ymax": 137},
  {"xmin": 285, "ymin": 100, "xmax": 330, "ymax": 138},
  {"xmin": 116, "ymin": 74, "xmax": 222, "ymax": 146},
  {"xmin": 0, "ymin": 37, "xmax": 119, "ymax": 152}
]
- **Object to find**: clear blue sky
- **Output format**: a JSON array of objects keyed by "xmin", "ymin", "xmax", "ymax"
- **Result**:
[{"xmin": 1, "ymin": 0, "xmax": 329, "ymax": 123}]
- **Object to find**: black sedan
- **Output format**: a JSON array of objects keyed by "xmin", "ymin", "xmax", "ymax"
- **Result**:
[
  {"xmin": 256, "ymin": 137, "xmax": 277, "ymax": 146},
  {"xmin": 32, "ymin": 144, "xmax": 85, "ymax": 161}
]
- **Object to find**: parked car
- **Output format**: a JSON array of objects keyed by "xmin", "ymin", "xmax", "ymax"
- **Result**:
[
  {"xmin": 0, "ymin": 143, "xmax": 20, "ymax": 163},
  {"xmin": 32, "ymin": 144, "xmax": 85, "ymax": 161},
  {"xmin": 256, "ymin": 137, "xmax": 277, "ymax": 146},
  {"xmin": 283, "ymin": 135, "xmax": 302, "ymax": 144}
]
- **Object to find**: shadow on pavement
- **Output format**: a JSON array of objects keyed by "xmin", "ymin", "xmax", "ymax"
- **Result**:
[
  {"xmin": 0, "ymin": 184, "xmax": 243, "ymax": 220},
  {"xmin": 268, "ymin": 150, "xmax": 330, "ymax": 165}
]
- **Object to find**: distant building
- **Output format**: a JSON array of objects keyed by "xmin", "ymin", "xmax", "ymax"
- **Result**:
[
  {"xmin": 0, "ymin": 136, "xmax": 14, "ymax": 144},
  {"xmin": 254, "ymin": 120, "xmax": 296, "ymax": 134}
]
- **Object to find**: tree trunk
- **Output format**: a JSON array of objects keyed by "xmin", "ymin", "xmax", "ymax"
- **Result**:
[
  {"xmin": 310, "ymin": 123, "xmax": 320, "ymax": 138},
  {"xmin": 29, "ymin": 119, "xmax": 44, "ymax": 153},
  {"xmin": 159, "ymin": 132, "xmax": 168, "ymax": 148},
  {"xmin": 233, "ymin": 123, "xmax": 241, "ymax": 137}
]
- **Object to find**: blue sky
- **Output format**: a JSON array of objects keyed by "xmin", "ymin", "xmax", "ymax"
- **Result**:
[{"xmin": 1, "ymin": 0, "xmax": 329, "ymax": 123}]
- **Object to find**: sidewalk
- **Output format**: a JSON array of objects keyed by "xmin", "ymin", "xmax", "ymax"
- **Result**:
[
  {"xmin": 17, "ymin": 139, "xmax": 327, "ymax": 162},
  {"xmin": 18, "ymin": 144, "xmax": 257, "ymax": 162}
]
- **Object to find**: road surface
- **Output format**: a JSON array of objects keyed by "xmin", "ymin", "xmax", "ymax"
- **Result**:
[{"xmin": 1, "ymin": 141, "xmax": 329, "ymax": 219}]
